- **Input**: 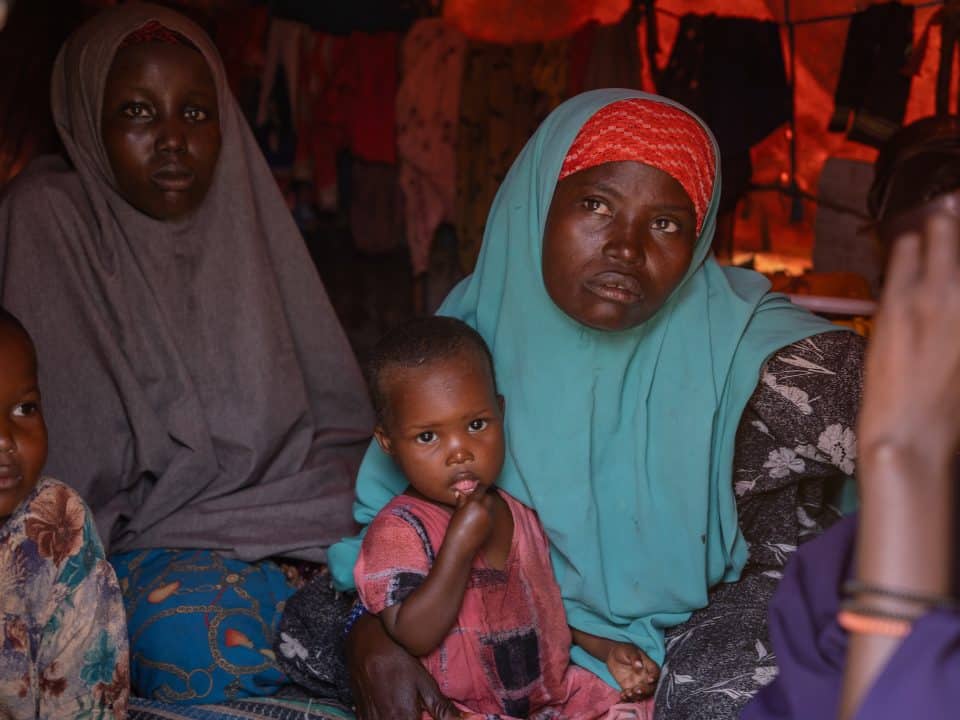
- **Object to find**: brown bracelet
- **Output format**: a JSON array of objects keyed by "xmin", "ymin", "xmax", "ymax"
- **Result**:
[{"xmin": 842, "ymin": 579, "xmax": 958, "ymax": 611}]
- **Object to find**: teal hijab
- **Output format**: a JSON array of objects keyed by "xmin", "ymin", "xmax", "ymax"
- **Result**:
[{"xmin": 329, "ymin": 89, "xmax": 836, "ymax": 684}]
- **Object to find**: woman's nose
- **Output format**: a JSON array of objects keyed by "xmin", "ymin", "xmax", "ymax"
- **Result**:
[
  {"xmin": 156, "ymin": 119, "xmax": 187, "ymax": 155},
  {"xmin": 603, "ymin": 221, "xmax": 646, "ymax": 264}
]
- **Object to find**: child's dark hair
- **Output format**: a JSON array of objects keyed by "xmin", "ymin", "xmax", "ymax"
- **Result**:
[
  {"xmin": 0, "ymin": 306, "xmax": 31, "ymax": 343},
  {"xmin": 868, "ymin": 115, "xmax": 960, "ymax": 222},
  {"xmin": 366, "ymin": 316, "xmax": 497, "ymax": 426}
]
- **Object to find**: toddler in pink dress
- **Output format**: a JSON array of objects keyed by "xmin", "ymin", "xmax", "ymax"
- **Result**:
[{"xmin": 355, "ymin": 317, "xmax": 656, "ymax": 719}]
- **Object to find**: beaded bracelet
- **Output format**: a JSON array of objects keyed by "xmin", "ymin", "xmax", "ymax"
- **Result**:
[
  {"xmin": 842, "ymin": 579, "xmax": 958, "ymax": 611},
  {"xmin": 343, "ymin": 600, "xmax": 368, "ymax": 637},
  {"xmin": 838, "ymin": 608, "xmax": 912, "ymax": 638}
]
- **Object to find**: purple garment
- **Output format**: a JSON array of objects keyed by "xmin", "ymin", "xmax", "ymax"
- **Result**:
[{"xmin": 742, "ymin": 514, "xmax": 960, "ymax": 720}]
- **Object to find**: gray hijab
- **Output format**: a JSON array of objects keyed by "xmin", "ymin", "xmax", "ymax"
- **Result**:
[{"xmin": 0, "ymin": 2, "xmax": 373, "ymax": 561}]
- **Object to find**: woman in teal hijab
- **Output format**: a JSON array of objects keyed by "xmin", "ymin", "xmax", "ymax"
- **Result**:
[{"xmin": 302, "ymin": 90, "xmax": 865, "ymax": 719}]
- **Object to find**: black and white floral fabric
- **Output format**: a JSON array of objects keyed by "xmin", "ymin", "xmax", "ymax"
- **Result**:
[{"xmin": 655, "ymin": 330, "xmax": 865, "ymax": 719}]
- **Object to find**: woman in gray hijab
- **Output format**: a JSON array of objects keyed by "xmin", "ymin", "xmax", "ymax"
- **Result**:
[{"xmin": 0, "ymin": 2, "xmax": 372, "ymax": 704}]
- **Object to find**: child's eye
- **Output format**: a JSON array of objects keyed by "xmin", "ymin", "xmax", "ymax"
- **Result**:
[
  {"xmin": 12, "ymin": 402, "xmax": 40, "ymax": 418},
  {"xmin": 122, "ymin": 102, "xmax": 152, "ymax": 119},
  {"xmin": 184, "ymin": 107, "xmax": 209, "ymax": 122},
  {"xmin": 415, "ymin": 431, "xmax": 437, "ymax": 444},
  {"xmin": 652, "ymin": 217, "xmax": 681, "ymax": 233},
  {"xmin": 468, "ymin": 419, "xmax": 488, "ymax": 432}
]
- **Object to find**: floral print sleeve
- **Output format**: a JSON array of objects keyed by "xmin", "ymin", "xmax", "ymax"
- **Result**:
[
  {"xmin": 0, "ymin": 478, "xmax": 129, "ymax": 719},
  {"xmin": 655, "ymin": 330, "xmax": 866, "ymax": 720},
  {"xmin": 735, "ymin": 330, "xmax": 865, "ymax": 567}
]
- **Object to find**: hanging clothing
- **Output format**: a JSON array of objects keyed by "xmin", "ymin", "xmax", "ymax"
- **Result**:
[
  {"xmin": 443, "ymin": 0, "xmax": 630, "ymax": 44},
  {"xmin": 269, "ymin": 0, "xmax": 429, "ymax": 34},
  {"xmin": 295, "ymin": 30, "xmax": 398, "ymax": 201},
  {"xmin": 256, "ymin": 17, "xmax": 309, "ymax": 130},
  {"xmin": 828, "ymin": 2, "xmax": 915, "ymax": 148},
  {"xmin": 356, "ymin": 491, "xmax": 653, "ymax": 720},
  {"xmin": 566, "ymin": 6, "xmax": 641, "ymax": 98},
  {"xmin": 0, "ymin": 2, "xmax": 373, "ymax": 562},
  {"xmin": 294, "ymin": 32, "xmax": 348, "ymax": 200},
  {"xmin": 343, "ymin": 32, "xmax": 399, "ymax": 164},
  {"xmin": 657, "ymin": 14, "xmax": 791, "ymax": 212},
  {"xmin": 329, "ymin": 90, "xmax": 842, "ymax": 686},
  {"xmin": 454, "ymin": 39, "xmax": 568, "ymax": 272},
  {"xmin": 350, "ymin": 159, "xmax": 403, "ymax": 255},
  {"xmin": 0, "ymin": 478, "xmax": 129, "ymax": 720},
  {"xmin": 741, "ymin": 513, "xmax": 960, "ymax": 720},
  {"xmin": 396, "ymin": 18, "xmax": 467, "ymax": 275},
  {"xmin": 214, "ymin": 3, "xmax": 268, "ymax": 118}
]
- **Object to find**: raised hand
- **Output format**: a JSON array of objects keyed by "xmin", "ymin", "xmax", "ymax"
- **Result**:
[
  {"xmin": 444, "ymin": 487, "xmax": 495, "ymax": 558},
  {"xmin": 839, "ymin": 213, "xmax": 960, "ymax": 720},
  {"xmin": 858, "ymin": 213, "xmax": 960, "ymax": 478}
]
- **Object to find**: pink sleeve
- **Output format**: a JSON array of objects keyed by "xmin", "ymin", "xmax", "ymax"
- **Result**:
[{"xmin": 355, "ymin": 506, "xmax": 433, "ymax": 614}]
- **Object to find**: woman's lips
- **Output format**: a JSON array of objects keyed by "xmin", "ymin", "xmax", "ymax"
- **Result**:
[
  {"xmin": 152, "ymin": 166, "xmax": 195, "ymax": 192},
  {"xmin": 585, "ymin": 271, "xmax": 644, "ymax": 304}
]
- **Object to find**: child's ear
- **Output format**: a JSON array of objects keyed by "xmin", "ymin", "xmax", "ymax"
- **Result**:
[
  {"xmin": 373, "ymin": 425, "xmax": 394, "ymax": 455},
  {"xmin": 497, "ymin": 394, "xmax": 505, "ymax": 415}
]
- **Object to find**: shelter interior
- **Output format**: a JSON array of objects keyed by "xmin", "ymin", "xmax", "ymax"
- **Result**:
[{"xmin": 0, "ymin": 0, "xmax": 955, "ymax": 358}]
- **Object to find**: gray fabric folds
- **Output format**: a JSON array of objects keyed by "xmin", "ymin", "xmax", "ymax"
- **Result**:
[{"xmin": 0, "ymin": 2, "xmax": 373, "ymax": 561}]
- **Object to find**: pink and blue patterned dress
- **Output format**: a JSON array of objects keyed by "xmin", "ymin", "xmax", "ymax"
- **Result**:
[{"xmin": 355, "ymin": 490, "xmax": 652, "ymax": 720}]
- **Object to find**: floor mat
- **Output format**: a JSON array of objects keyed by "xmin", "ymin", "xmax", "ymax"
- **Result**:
[{"xmin": 129, "ymin": 696, "xmax": 354, "ymax": 720}]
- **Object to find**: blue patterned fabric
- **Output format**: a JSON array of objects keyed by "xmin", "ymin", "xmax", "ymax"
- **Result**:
[{"xmin": 111, "ymin": 549, "xmax": 296, "ymax": 704}]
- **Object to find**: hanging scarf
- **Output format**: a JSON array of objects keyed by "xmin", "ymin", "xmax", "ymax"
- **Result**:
[{"xmin": 329, "ymin": 90, "xmax": 835, "ymax": 682}]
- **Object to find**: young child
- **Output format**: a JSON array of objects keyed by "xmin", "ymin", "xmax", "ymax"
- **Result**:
[
  {"xmin": 0, "ymin": 309, "xmax": 129, "ymax": 719},
  {"xmin": 354, "ymin": 316, "xmax": 657, "ymax": 719}
]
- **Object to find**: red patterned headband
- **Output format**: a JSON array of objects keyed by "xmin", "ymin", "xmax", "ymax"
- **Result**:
[
  {"xmin": 119, "ymin": 20, "xmax": 196, "ymax": 50},
  {"xmin": 559, "ymin": 98, "xmax": 716, "ymax": 232}
]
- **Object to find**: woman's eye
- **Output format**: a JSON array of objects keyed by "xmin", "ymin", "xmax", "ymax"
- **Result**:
[
  {"xmin": 12, "ymin": 402, "xmax": 39, "ymax": 418},
  {"xmin": 416, "ymin": 431, "xmax": 437, "ymax": 444},
  {"xmin": 652, "ymin": 217, "xmax": 681, "ymax": 232},
  {"xmin": 121, "ymin": 102, "xmax": 152, "ymax": 119},
  {"xmin": 468, "ymin": 419, "xmax": 488, "ymax": 432},
  {"xmin": 582, "ymin": 198, "xmax": 611, "ymax": 215},
  {"xmin": 184, "ymin": 107, "xmax": 209, "ymax": 122}
]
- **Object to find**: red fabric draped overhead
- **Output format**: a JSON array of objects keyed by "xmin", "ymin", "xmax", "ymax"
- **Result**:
[{"xmin": 443, "ymin": 0, "xmax": 630, "ymax": 43}]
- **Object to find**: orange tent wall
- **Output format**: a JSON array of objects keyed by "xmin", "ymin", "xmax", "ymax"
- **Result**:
[{"xmin": 446, "ymin": 0, "xmax": 956, "ymax": 268}]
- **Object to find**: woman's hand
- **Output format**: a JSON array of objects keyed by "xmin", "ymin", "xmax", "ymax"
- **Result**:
[
  {"xmin": 858, "ymin": 213, "xmax": 960, "ymax": 479},
  {"xmin": 345, "ymin": 612, "xmax": 461, "ymax": 720},
  {"xmin": 840, "ymin": 214, "xmax": 960, "ymax": 720}
]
